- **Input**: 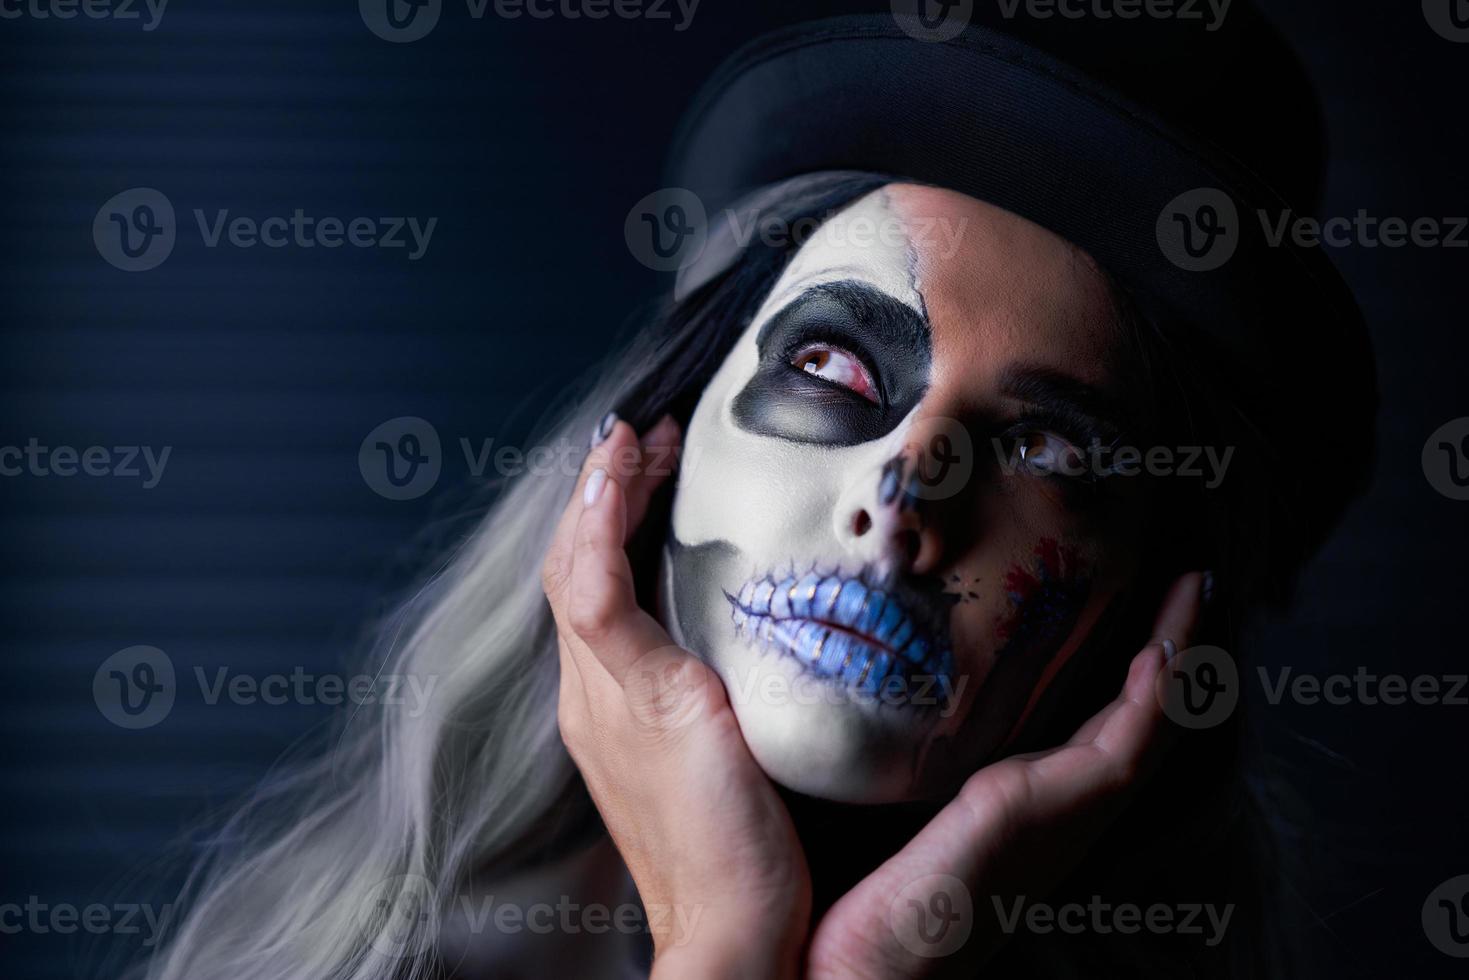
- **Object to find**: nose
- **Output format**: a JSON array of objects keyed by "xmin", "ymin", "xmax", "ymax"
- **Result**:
[{"xmin": 835, "ymin": 450, "xmax": 946, "ymax": 577}]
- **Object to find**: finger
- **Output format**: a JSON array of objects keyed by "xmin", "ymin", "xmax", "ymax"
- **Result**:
[
  {"xmin": 542, "ymin": 416, "xmax": 640, "ymax": 612},
  {"xmin": 623, "ymin": 414, "xmax": 682, "ymax": 539},
  {"xmin": 567, "ymin": 465, "xmax": 679, "ymax": 685},
  {"xmin": 809, "ymin": 574, "xmax": 1209, "ymax": 978},
  {"xmin": 1088, "ymin": 569, "xmax": 1205, "ymax": 757},
  {"xmin": 1060, "ymin": 570, "xmax": 1207, "ymax": 750},
  {"xmin": 1150, "ymin": 569, "xmax": 1206, "ymax": 650},
  {"xmin": 1027, "ymin": 646, "xmax": 1168, "ymax": 801},
  {"xmin": 811, "ymin": 648, "xmax": 1174, "ymax": 978}
]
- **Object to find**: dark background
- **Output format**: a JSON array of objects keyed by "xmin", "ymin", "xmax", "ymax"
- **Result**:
[{"xmin": 1, "ymin": 1, "xmax": 1465, "ymax": 976}]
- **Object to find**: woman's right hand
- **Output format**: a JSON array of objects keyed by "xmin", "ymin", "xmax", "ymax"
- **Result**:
[{"xmin": 540, "ymin": 413, "xmax": 811, "ymax": 980}]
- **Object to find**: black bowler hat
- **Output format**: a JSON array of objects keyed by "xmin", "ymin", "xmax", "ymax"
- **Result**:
[{"xmin": 665, "ymin": 2, "xmax": 1377, "ymax": 572}]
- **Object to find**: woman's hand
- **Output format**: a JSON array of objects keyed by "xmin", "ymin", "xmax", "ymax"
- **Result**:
[
  {"xmin": 806, "ymin": 572, "xmax": 1207, "ymax": 979},
  {"xmin": 540, "ymin": 413, "xmax": 811, "ymax": 980}
]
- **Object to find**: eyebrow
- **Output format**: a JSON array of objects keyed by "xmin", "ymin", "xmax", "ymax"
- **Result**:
[
  {"xmin": 756, "ymin": 279, "xmax": 932, "ymax": 355},
  {"xmin": 998, "ymin": 364, "xmax": 1136, "ymax": 442}
]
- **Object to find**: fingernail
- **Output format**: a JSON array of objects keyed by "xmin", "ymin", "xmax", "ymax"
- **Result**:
[
  {"xmin": 583, "ymin": 468, "xmax": 607, "ymax": 507},
  {"xmin": 1162, "ymin": 638, "xmax": 1179, "ymax": 661},
  {"xmin": 591, "ymin": 411, "xmax": 617, "ymax": 448},
  {"xmin": 1201, "ymin": 570, "xmax": 1216, "ymax": 607}
]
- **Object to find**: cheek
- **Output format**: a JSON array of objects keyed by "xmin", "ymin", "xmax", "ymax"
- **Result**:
[
  {"xmin": 672, "ymin": 375, "xmax": 917, "ymax": 569},
  {"xmin": 967, "ymin": 474, "xmax": 1144, "ymax": 665},
  {"xmin": 993, "ymin": 537, "xmax": 1093, "ymax": 660},
  {"xmin": 936, "ymin": 536, "xmax": 1095, "ymax": 682},
  {"xmin": 937, "ymin": 485, "xmax": 1116, "ymax": 687}
]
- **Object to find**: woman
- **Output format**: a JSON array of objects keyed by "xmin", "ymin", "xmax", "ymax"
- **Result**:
[{"xmin": 142, "ymin": 8, "xmax": 1375, "ymax": 980}]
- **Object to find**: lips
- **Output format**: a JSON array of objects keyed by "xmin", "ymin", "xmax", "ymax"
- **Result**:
[{"xmin": 726, "ymin": 568, "xmax": 954, "ymax": 697}]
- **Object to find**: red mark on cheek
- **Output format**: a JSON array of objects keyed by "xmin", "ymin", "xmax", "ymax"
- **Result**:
[{"xmin": 995, "ymin": 538, "xmax": 1092, "ymax": 659}]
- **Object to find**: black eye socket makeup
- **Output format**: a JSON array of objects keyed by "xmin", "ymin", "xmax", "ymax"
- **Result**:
[{"xmin": 731, "ymin": 280, "xmax": 932, "ymax": 446}]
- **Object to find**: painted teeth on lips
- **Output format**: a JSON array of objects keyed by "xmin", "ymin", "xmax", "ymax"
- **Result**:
[{"xmin": 726, "ymin": 570, "xmax": 954, "ymax": 699}]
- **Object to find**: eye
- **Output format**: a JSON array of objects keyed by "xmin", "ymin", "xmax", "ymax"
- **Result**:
[
  {"xmin": 790, "ymin": 343, "xmax": 879, "ymax": 404},
  {"xmin": 1016, "ymin": 430, "xmax": 1088, "ymax": 479}
]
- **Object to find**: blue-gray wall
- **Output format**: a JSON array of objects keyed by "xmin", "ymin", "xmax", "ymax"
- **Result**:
[{"xmin": 1, "ymin": 1, "xmax": 1465, "ymax": 976}]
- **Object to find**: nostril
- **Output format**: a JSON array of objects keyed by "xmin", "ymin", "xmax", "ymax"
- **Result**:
[{"xmin": 852, "ymin": 509, "xmax": 872, "ymax": 537}]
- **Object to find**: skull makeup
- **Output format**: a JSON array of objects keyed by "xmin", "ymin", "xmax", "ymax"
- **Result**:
[{"xmin": 659, "ymin": 186, "xmax": 1150, "ymax": 803}]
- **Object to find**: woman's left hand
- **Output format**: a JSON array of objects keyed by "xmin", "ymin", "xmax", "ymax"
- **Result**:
[{"xmin": 805, "ymin": 571, "xmax": 1206, "ymax": 978}]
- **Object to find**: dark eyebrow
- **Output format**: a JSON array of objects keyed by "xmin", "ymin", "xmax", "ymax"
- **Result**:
[
  {"xmin": 998, "ymin": 364, "xmax": 1136, "ymax": 442},
  {"xmin": 756, "ymin": 279, "xmax": 931, "ymax": 356}
]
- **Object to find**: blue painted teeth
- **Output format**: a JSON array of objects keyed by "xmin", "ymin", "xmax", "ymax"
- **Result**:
[
  {"xmin": 727, "ymin": 570, "xmax": 953, "ymax": 696},
  {"xmin": 769, "ymin": 579, "xmax": 790, "ymax": 619},
  {"xmin": 813, "ymin": 577, "xmax": 841, "ymax": 618}
]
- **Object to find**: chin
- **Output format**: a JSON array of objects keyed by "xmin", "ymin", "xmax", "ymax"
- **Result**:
[{"xmin": 715, "ymin": 637, "xmax": 951, "ymax": 803}]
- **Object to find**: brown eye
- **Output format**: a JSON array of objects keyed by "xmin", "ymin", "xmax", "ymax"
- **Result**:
[
  {"xmin": 1018, "ymin": 431, "xmax": 1086, "ymax": 478},
  {"xmin": 791, "ymin": 343, "xmax": 879, "ymax": 404}
]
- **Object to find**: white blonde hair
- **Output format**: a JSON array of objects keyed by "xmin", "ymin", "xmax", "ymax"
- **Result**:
[{"xmin": 137, "ymin": 172, "xmax": 897, "ymax": 980}]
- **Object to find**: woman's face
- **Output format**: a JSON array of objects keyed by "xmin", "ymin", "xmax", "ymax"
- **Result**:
[{"xmin": 659, "ymin": 184, "xmax": 1152, "ymax": 802}]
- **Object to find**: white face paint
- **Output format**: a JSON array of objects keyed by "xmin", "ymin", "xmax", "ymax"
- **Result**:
[
  {"xmin": 659, "ymin": 185, "xmax": 1139, "ymax": 803},
  {"xmin": 659, "ymin": 191, "xmax": 950, "ymax": 802}
]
